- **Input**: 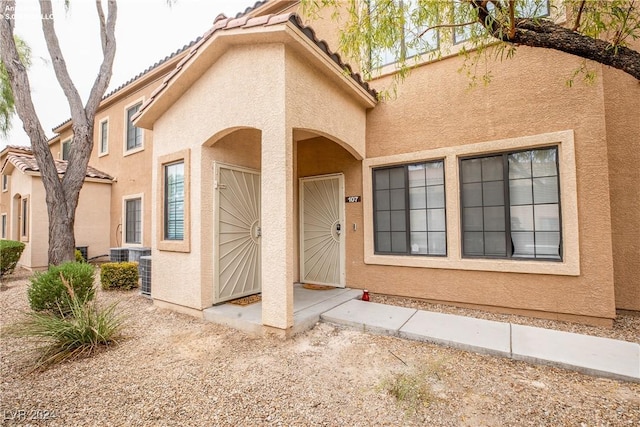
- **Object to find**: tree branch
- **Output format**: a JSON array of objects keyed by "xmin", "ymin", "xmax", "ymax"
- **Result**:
[
  {"xmin": 507, "ymin": 19, "xmax": 640, "ymax": 80},
  {"xmin": 39, "ymin": 0, "xmax": 85, "ymax": 124},
  {"xmin": 85, "ymin": 0, "xmax": 116, "ymax": 115},
  {"xmin": 572, "ymin": 0, "xmax": 586, "ymax": 32}
]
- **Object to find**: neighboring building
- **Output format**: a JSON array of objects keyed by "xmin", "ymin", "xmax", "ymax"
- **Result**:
[{"xmin": 1, "ymin": 0, "xmax": 637, "ymax": 330}]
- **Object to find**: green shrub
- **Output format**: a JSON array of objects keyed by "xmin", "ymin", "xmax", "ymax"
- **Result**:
[
  {"xmin": 100, "ymin": 262, "xmax": 138, "ymax": 290},
  {"xmin": 8, "ymin": 276, "xmax": 124, "ymax": 370},
  {"xmin": 75, "ymin": 249, "xmax": 85, "ymax": 263},
  {"xmin": 0, "ymin": 240, "xmax": 26, "ymax": 277},
  {"xmin": 28, "ymin": 262, "xmax": 95, "ymax": 315}
]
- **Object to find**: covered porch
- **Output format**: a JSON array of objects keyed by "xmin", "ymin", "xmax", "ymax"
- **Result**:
[{"xmin": 134, "ymin": 13, "xmax": 376, "ymax": 335}]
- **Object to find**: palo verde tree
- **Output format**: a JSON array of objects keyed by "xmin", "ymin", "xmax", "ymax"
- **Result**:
[
  {"xmin": 0, "ymin": 0, "xmax": 117, "ymax": 265},
  {"xmin": 302, "ymin": 0, "xmax": 640, "ymax": 84}
]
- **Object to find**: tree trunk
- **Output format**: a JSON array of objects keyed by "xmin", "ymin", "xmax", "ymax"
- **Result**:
[{"xmin": 0, "ymin": 0, "xmax": 117, "ymax": 265}]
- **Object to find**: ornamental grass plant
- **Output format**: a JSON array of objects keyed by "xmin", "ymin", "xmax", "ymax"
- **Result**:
[{"xmin": 8, "ymin": 275, "xmax": 124, "ymax": 370}]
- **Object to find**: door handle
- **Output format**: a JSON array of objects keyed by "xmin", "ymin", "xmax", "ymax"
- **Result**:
[{"xmin": 336, "ymin": 223, "xmax": 341, "ymax": 235}]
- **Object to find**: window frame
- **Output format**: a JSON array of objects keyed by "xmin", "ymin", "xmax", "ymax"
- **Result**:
[
  {"xmin": 123, "ymin": 194, "xmax": 143, "ymax": 246},
  {"xmin": 20, "ymin": 195, "xmax": 29, "ymax": 242},
  {"xmin": 98, "ymin": 117, "xmax": 109, "ymax": 156},
  {"xmin": 372, "ymin": 160, "xmax": 447, "ymax": 257},
  {"xmin": 124, "ymin": 99, "xmax": 144, "ymax": 155},
  {"xmin": 459, "ymin": 147, "xmax": 562, "ymax": 261},
  {"xmin": 1, "ymin": 213, "xmax": 7, "ymax": 239},
  {"xmin": 157, "ymin": 150, "xmax": 190, "ymax": 252},
  {"xmin": 362, "ymin": 130, "xmax": 579, "ymax": 276},
  {"xmin": 2, "ymin": 174, "xmax": 8, "ymax": 192},
  {"xmin": 61, "ymin": 138, "xmax": 72, "ymax": 161}
]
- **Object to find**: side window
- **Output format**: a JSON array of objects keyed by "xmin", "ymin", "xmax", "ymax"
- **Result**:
[{"xmin": 164, "ymin": 161, "xmax": 185, "ymax": 241}]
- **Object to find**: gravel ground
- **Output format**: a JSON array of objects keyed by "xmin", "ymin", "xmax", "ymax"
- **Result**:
[{"xmin": 1, "ymin": 269, "xmax": 639, "ymax": 426}]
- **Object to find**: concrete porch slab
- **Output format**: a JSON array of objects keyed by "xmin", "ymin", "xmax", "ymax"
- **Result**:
[
  {"xmin": 202, "ymin": 284, "xmax": 360, "ymax": 336},
  {"xmin": 321, "ymin": 299, "xmax": 417, "ymax": 336},
  {"xmin": 511, "ymin": 324, "xmax": 640, "ymax": 382},
  {"xmin": 399, "ymin": 310, "xmax": 512, "ymax": 357}
]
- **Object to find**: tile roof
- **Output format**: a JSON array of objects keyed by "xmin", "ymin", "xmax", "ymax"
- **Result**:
[
  {"xmin": 3, "ymin": 153, "xmax": 113, "ymax": 181},
  {"xmin": 134, "ymin": 13, "xmax": 376, "ymax": 122},
  {"xmin": 1, "ymin": 145, "xmax": 32, "ymax": 154},
  {"xmin": 50, "ymin": 1, "xmax": 270, "ymax": 133}
]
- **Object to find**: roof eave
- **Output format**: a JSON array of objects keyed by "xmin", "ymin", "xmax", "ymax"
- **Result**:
[{"xmin": 135, "ymin": 18, "xmax": 376, "ymax": 129}]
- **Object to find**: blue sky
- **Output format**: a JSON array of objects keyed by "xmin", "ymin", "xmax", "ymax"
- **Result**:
[{"xmin": 2, "ymin": 0, "xmax": 257, "ymax": 149}]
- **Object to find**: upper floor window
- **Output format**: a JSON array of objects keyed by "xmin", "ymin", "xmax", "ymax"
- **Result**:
[
  {"xmin": 2, "ymin": 175, "xmax": 7, "ymax": 192},
  {"xmin": 460, "ymin": 147, "xmax": 561, "ymax": 260},
  {"xmin": 373, "ymin": 160, "xmax": 446, "ymax": 256},
  {"xmin": 164, "ymin": 161, "xmax": 185, "ymax": 241},
  {"xmin": 453, "ymin": 0, "xmax": 549, "ymax": 44},
  {"xmin": 99, "ymin": 118, "xmax": 109, "ymax": 155},
  {"xmin": 369, "ymin": 0, "xmax": 439, "ymax": 68},
  {"xmin": 61, "ymin": 139, "xmax": 72, "ymax": 161},
  {"xmin": 126, "ymin": 102, "xmax": 143, "ymax": 151}
]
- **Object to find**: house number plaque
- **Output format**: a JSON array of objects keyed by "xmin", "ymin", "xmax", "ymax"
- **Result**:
[{"xmin": 345, "ymin": 196, "xmax": 361, "ymax": 203}]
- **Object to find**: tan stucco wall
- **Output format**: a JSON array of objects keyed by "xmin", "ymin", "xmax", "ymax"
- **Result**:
[
  {"xmin": 356, "ymin": 47, "xmax": 618, "ymax": 323},
  {"xmin": 2, "ymin": 168, "xmax": 110, "ymax": 269},
  {"xmin": 7, "ymin": 170, "xmax": 47, "ymax": 268},
  {"xmin": 603, "ymin": 67, "xmax": 640, "ymax": 311},
  {"xmin": 146, "ymin": 31, "xmax": 371, "ymax": 323},
  {"xmin": 89, "ymin": 90, "xmax": 155, "ymax": 250},
  {"xmin": 148, "ymin": 44, "xmax": 289, "ymax": 312},
  {"xmin": 74, "ymin": 181, "xmax": 112, "ymax": 261}
]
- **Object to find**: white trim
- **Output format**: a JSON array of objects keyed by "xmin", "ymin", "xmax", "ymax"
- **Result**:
[
  {"xmin": 122, "ymin": 193, "xmax": 144, "ymax": 247},
  {"xmin": 123, "ymin": 98, "xmax": 145, "ymax": 157},
  {"xmin": 363, "ymin": 130, "xmax": 580, "ymax": 276},
  {"xmin": 98, "ymin": 116, "xmax": 109, "ymax": 157}
]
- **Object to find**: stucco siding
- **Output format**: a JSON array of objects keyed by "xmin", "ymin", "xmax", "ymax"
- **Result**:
[
  {"xmin": 150, "ymin": 44, "xmax": 287, "ymax": 311},
  {"xmin": 358, "ymin": 48, "xmax": 617, "ymax": 323},
  {"xmin": 603, "ymin": 67, "xmax": 640, "ymax": 311}
]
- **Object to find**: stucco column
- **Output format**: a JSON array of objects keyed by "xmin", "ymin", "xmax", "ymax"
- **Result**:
[{"xmin": 260, "ymin": 125, "xmax": 294, "ymax": 330}]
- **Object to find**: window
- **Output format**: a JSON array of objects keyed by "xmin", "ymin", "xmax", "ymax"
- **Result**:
[
  {"xmin": 21, "ymin": 196, "xmax": 29, "ymax": 240},
  {"xmin": 453, "ymin": 0, "xmax": 549, "ymax": 45},
  {"xmin": 373, "ymin": 160, "xmax": 446, "ymax": 255},
  {"xmin": 99, "ymin": 119, "xmax": 109, "ymax": 155},
  {"xmin": 164, "ymin": 161, "xmax": 184, "ymax": 240},
  {"xmin": 158, "ymin": 150, "xmax": 190, "ymax": 252},
  {"xmin": 369, "ymin": 0, "xmax": 439, "ymax": 67},
  {"xmin": 125, "ymin": 198, "xmax": 142, "ymax": 244},
  {"xmin": 61, "ymin": 139, "xmax": 72, "ymax": 161},
  {"xmin": 126, "ymin": 102, "xmax": 143, "ymax": 151},
  {"xmin": 1, "ymin": 214, "xmax": 6, "ymax": 239},
  {"xmin": 2, "ymin": 175, "xmax": 7, "ymax": 192},
  {"xmin": 460, "ymin": 147, "xmax": 561, "ymax": 260}
]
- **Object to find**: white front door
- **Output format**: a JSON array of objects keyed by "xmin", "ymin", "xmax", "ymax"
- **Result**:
[
  {"xmin": 213, "ymin": 163, "xmax": 261, "ymax": 303},
  {"xmin": 299, "ymin": 174, "xmax": 345, "ymax": 287}
]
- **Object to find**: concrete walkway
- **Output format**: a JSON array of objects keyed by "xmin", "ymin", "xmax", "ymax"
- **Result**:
[
  {"xmin": 203, "ymin": 286, "xmax": 639, "ymax": 382},
  {"xmin": 321, "ymin": 300, "xmax": 640, "ymax": 383}
]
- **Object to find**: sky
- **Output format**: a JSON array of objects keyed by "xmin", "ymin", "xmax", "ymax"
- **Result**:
[{"xmin": 1, "ymin": 0, "xmax": 259, "ymax": 149}]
